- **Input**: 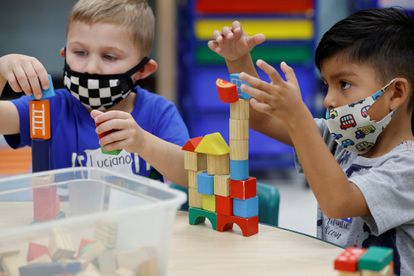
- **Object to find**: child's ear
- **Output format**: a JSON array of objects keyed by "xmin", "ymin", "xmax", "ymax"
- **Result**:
[
  {"xmin": 59, "ymin": 48, "xmax": 65, "ymax": 58},
  {"xmin": 132, "ymin": 59, "xmax": 158, "ymax": 81},
  {"xmin": 389, "ymin": 78, "xmax": 410, "ymax": 110}
]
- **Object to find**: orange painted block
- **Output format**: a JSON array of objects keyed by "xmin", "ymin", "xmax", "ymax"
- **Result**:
[
  {"xmin": 29, "ymin": 100, "xmax": 51, "ymax": 140},
  {"xmin": 27, "ymin": 242, "xmax": 50, "ymax": 262},
  {"xmin": 217, "ymin": 214, "xmax": 258, "ymax": 237},
  {"xmin": 230, "ymin": 177, "xmax": 257, "ymax": 200},
  {"xmin": 334, "ymin": 247, "xmax": 367, "ymax": 272},
  {"xmin": 215, "ymin": 195, "xmax": 233, "ymax": 216},
  {"xmin": 216, "ymin": 78, "xmax": 239, "ymax": 103},
  {"xmin": 182, "ymin": 136, "xmax": 204, "ymax": 152}
]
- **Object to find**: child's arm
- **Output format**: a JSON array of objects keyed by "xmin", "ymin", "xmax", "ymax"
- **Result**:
[
  {"xmin": 241, "ymin": 60, "xmax": 369, "ymax": 219},
  {"xmin": 0, "ymin": 54, "xmax": 49, "ymax": 135},
  {"xmin": 208, "ymin": 21, "xmax": 292, "ymax": 145},
  {"xmin": 91, "ymin": 110, "xmax": 188, "ymax": 186}
]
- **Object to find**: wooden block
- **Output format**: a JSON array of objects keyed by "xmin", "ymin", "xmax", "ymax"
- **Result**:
[
  {"xmin": 32, "ymin": 182, "xmax": 59, "ymax": 222},
  {"xmin": 214, "ymin": 175, "xmax": 230, "ymax": 196},
  {"xmin": 78, "ymin": 241, "xmax": 105, "ymax": 263},
  {"xmin": 184, "ymin": 151, "xmax": 207, "ymax": 171},
  {"xmin": 182, "ymin": 136, "xmax": 203, "ymax": 152},
  {"xmin": 1, "ymin": 253, "xmax": 26, "ymax": 276},
  {"xmin": 229, "ymin": 119, "xmax": 249, "ymax": 140},
  {"xmin": 195, "ymin": 132, "xmax": 230, "ymax": 155},
  {"xmin": 358, "ymin": 246, "xmax": 393, "ymax": 273},
  {"xmin": 207, "ymin": 154, "xmax": 229, "ymax": 175},
  {"xmin": 31, "ymin": 139, "xmax": 52, "ymax": 172},
  {"xmin": 77, "ymin": 264, "xmax": 101, "ymax": 276},
  {"xmin": 77, "ymin": 238, "xmax": 94, "ymax": 257},
  {"xmin": 230, "ymin": 73, "xmax": 252, "ymax": 99},
  {"xmin": 215, "ymin": 195, "xmax": 233, "ymax": 216},
  {"xmin": 48, "ymin": 228, "xmax": 76, "ymax": 261},
  {"xmin": 334, "ymin": 247, "xmax": 367, "ymax": 272},
  {"xmin": 230, "ymin": 99, "xmax": 249, "ymax": 119},
  {"xmin": 338, "ymin": 272, "xmax": 361, "ymax": 276},
  {"xmin": 95, "ymin": 220, "xmax": 118, "ymax": 249},
  {"xmin": 96, "ymin": 121, "xmax": 121, "ymax": 155},
  {"xmin": 233, "ymin": 196, "xmax": 259, "ymax": 218},
  {"xmin": 230, "ymin": 139, "xmax": 249, "ymax": 160},
  {"xmin": 217, "ymin": 214, "xmax": 258, "ymax": 237},
  {"xmin": 202, "ymin": 194, "xmax": 216, "ymax": 212},
  {"xmin": 114, "ymin": 268, "xmax": 136, "ymax": 276},
  {"xmin": 137, "ymin": 256, "xmax": 159, "ymax": 276},
  {"xmin": 230, "ymin": 159, "xmax": 249, "ymax": 180},
  {"xmin": 97, "ymin": 250, "xmax": 118, "ymax": 274},
  {"xmin": 27, "ymin": 242, "xmax": 50, "ymax": 262},
  {"xmin": 30, "ymin": 74, "xmax": 55, "ymax": 99},
  {"xmin": 230, "ymin": 177, "xmax": 257, "ymax": 200},
  {"xmin": 116, "ymin": 247, "xmax": 157, "ymax": 273},
  {"xmin": 189, "ymin": 187, "xmax": 202, "ymax": 208},
  {"xmin": 188, "ymin": 207, "xmax": 217, "ymax": 230},
  {"xmin": 29, "ymin": 99, "xmax": 51, "ymax": 140},
  {"xmin": 197, "ymin": 172, "xmax": 214, "ymax": 195},
  {"xmin": 216, "ymin": 78, "xmax": 239, "ymax": 103},
  {"xmin": 188, "ymin": 171, "xmax": 202, "ymax": 189}
]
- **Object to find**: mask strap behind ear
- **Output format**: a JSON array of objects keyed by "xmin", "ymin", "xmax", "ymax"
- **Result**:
[{"xmin": 124, "ymin": 57, "xmax": 150, "ymax": 76}]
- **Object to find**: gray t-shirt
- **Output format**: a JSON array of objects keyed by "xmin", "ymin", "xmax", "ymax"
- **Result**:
[{"xmin": 295, "ymin": 118, "xmax": 414, "ymax": 276}]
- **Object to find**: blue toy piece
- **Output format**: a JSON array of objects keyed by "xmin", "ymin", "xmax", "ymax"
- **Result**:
[
  {"xmin": 230, "ymin": 159, "xmax": 249, "ymax": 180},
  {"xmin": 31, "ymin": 139, "xmax": 51, "ymax": 172},
  {"xmin": 31, "ymin": 74, "xmax": 55, "ymax": 99},
  {"xmin": 233, "ymin": 196, "xmax": 259, "ymax": 218},
  {"xmin": 197, "ymin": 172, "xmax": 214, "ymax": 195},
  {"xmin": 230, "ymin": 73, "xmax": 252, "ymax": 100},
  {"xmin": 19, "ymin": 261, "xmax": 81, "ymax": 276}
]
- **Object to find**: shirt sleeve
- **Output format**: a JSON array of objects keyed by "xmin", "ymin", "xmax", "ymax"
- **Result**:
[{"xmin": 351, "ymin": 150, "xmax": 414, "ymax": 235}]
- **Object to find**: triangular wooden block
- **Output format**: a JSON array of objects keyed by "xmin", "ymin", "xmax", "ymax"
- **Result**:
[
  {"xmin": 182, "ymin": 136, "xmax": 204, "ymax": 152},
  {"xmin": 195, "ymin": 132, "xmax": 229, "ymax": 155}
]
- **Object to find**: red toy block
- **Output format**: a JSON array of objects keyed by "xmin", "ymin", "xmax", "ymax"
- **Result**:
[
  {"xmin": 230, "ymin": 177, "xmax": 257, "ymax": 200},
  {"xmin": 216, "ymin": 78, "xmax": 239, "ymax": 103},
  {"xmin": 77, "ymin": 238, "xmax": 94, "ymax": 257},
  {"xmin": 182, "ymin": 136, "xmax": 204, "ymax": 152},
  {"xmin": 334, "ymin": 247, "xmax": 367, "ymax": 272},
  {"xmin": 27, "ymin": 242, "xmax": 50, "ymax": 262},
  {"xmin": 33, "ymin": 186, "xmax": 59, "ymax": 222},
  {"xmin": 215, "ymin": 195, "xmax": 233, "ymax": 216},
  {"xmin": 29, "ymin": 100, "xmax": 51, "ymax": 140},
  {"xmin": 217, "ymin": 214, "xmax": 258, "ymax": 237}
]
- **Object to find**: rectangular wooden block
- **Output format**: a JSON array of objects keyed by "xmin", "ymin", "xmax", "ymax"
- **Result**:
[
  {"xmin": 207, "ymin": 154, "xmax": 229, "ymax": 175},
  {"xmin": 30, "ymin": 100, "xmax": 51, "ymax": 140},
  {"xmin": 184, "ymin": 151, "xmax": 207, "ymax": 171},
  {"xmin": 229, "ymin": 119, "xmax": 249, "ymax": 140},
  {"xmin": 188, "ymin": 171, "xmax": 202, "ymax": 189},
  {"xmin": 230, "ymin": 139, "xmax": 248, "ymax": 160},
  {"xmin": 230, "ymin": 99, "xmax": 249, "ymax": 119},
  {"xmin": 189, "ymin": 187, "xmax": 202, "ymax": 208},
  {"xmin": 202, "ymin": 194, "xmax": 216, "ymax": 212},
  {"xmin": 214, "ymin": 175, "xmax": 230, "ymax": 196}
]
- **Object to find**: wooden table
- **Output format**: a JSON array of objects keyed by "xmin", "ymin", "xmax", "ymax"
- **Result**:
[{"xmin": 168, "ymin": 212, "xmax": 342, "ymax": 275}]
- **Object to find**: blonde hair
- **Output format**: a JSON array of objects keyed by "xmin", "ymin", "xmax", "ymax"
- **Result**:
[{"xmin": 67, "ymin": 0, "xmax": 154, "ymax": 56}]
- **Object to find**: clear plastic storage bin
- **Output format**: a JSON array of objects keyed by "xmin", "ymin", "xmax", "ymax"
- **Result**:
[{"xmin": 0, "ymin": 167, "xmax": 187, "ymax": 276}]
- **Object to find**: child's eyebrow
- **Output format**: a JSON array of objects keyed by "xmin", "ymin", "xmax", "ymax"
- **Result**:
[{"xmin": 329, "ymin": 71, "xmax": 358, "ymax": 81}]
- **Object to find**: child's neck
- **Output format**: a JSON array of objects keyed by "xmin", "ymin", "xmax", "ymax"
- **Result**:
[{"xmin": 109, "ymin": 93, "xmax": 136, "ymax": 113}]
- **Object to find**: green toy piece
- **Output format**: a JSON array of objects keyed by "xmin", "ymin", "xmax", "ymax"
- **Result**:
[
  {"xmin": 358, "ymin": 246, "xmax": 393, "ymax": 271},
  {"xmin": 189, "ymin": 207, "xmax": 217, "ymax": 230}
]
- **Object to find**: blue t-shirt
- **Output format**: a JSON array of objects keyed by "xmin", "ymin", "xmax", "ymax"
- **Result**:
[{"xmin": 5, "ymin": 87, "xmax": 189, "ymax": 178}]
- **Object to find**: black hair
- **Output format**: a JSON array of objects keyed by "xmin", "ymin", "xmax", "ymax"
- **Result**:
[{"xmin": 315, "ymin": 8, "xmax": 414, "ymax": 110}]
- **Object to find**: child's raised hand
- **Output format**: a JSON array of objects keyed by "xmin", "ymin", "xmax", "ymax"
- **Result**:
[
  {"xmin": 0, "ymin": 54, "xmax": 49, "ymax": 99},
  {"xmin": 91, "ymin": 109, "xmax": 145, "ymax": 153},
  {"xmin": 240, "ymin": 60, "xmax": 304, "ymax": 121},
  {"xmin": 208, "ymin": 21, "xmax": 265, "ymax": 61}
]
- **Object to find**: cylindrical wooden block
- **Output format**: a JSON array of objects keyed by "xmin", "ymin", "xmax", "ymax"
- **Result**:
[
  {"xmin": 214, "ymin": 175, "xmax": 230, "ymax": 196},
  {"xmin": 230, "ymin": 140, "xmax": 249, "ymax": 160},
  {"xmin": 207, "ymin": 154, "xmax": 229, "ymax": 175},
  {"xmin": 230, "ymin": 99, "xmax": 249, "ymax": 119},
  {"xmin": 229, "ymin": 119, "xmax": 249, "ymax": 140},
  {"xmin": 184, "ymin": 151, "xmax": 207, "ymax": 171}
]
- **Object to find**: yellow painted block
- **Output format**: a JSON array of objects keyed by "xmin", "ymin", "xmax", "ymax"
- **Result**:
[
  {"xmin": 202, "ymin": 194, "xmax": 216, "ymax": 212},
  {"xmin": 195, "ymin": 19, "xmax": 313, "ymax": 40},
  {"xmin": 195, "ymin": 132, "xmax": 230, "ymax": 155}
]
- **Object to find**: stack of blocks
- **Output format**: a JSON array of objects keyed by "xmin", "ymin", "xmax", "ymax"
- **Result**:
[
  {"xmin": 334, "ymin": 246, "xmax": 394, "ymax": 276},
  {"xmin": 183, "ymin": 74, "xmax": 259, "ymax": 237},
  {"xmin": 29, "ymin": 75, "xmax": 60, "ymax": 222}
]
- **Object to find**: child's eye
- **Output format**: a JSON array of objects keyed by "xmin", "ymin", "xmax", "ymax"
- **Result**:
[
  {"xmin": 340, "ymin": 81, "xmax": 351, "ymax": 90},
  {"xmin": 74, "ymin": 50, "xmax": 87, "ymax": 57},
  {"xmin": 103, "ymin": 55, "xmax": 117, "ymax": 61}
]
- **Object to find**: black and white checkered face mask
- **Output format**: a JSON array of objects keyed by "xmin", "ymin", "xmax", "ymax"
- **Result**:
[{"xmin": 63, "ymin": 57, "xmax": 149, "ymax": 110}]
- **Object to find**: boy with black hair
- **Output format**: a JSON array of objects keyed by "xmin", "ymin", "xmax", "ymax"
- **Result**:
[
  {"xmin": 209, "ymin": 8, "xmax": 414, "ymax": 275},
  {"xmin": 0, "ymin": 0, "xmax": 189, "ymax": 186}
]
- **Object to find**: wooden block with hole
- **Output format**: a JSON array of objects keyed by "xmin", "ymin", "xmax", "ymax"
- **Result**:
[
  {"xmin": 207, "ymin": 154, "xmax": 229, "ymax": 175},
  {"xmin": 189, "ymin": 187, "xmax": 202, "ymax": 208},
  {"xmin": 214, "ymin": 175, "xmax": 230, "ymax": 196},
  {"xmin": 230, "ymin": 139, "xmax": 249, "ymax": 160},
  {"xmin": 230, "ymin": 99, "xmax": 249, "ymax": 119},
  {"xmin": 230, "ymin": 119, "xmax": 249, "ymax": 140},
  {"xmin": 184, "ymin": 151, "xmax": 207, "ymax": 171}
]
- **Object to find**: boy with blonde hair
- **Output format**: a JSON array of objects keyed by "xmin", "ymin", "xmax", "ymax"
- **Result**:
[
  {"xmin": 0, "ymin": 0, "xmax": 189, "ymax": 186},
  {"xmin": 209, "ymin": 8, "xmax": 414, "ymax": 275}
]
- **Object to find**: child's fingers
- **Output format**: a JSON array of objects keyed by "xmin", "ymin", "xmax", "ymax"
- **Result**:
[
  {"xmin": 248, "ymin": 34, "xmax": 266, "ymax": 49},
  {"xmin": 239, "ymin": 72, "xmax": 275, "ymax": 94},
  {"xmin": 6, "ymin": 72, "xmax": 23, "ymax": 93},
  {"xmin": 280, "ymin": 61, "xmax": 299, "ymax": 87},
  {"xmin": 256, "ymin": 59, "xmax": 284, "ymax": 85},
  {"xmin": 207, "ymin": 40, "xmax": 220, "ymax": 52},
  {"xmin": 32, "ymin": 59, "xmax": 49, "ymax": 90},
  {"xmin": 13, "ymin": 66, "xmax": 32, "ymax": 95},
  {"xmin": 90, "ymin": 109, "xmax": 104, "ymax": 120},
  {"xmin": 22, "ymin": 61, "xmax": 42, "ymax": 99},
  {"xmin": 240, "ymin": 84, "xmax": 273, "ymax": 103},
  {"xmin": 212, "ymin": 30, "xmax": 223, "ymax": 42},
  {"xmin": 222, "ymin": 26, "xmax": 233, "ymax": 39},
  {"xmin": 249, "ymin": 98, "xmax": 272, "ymax": 115}
]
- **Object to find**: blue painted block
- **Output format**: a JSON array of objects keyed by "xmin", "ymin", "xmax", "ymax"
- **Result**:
[
  {"xmin": 197, "ymin": 172, "xmax": 214, "ymax": 195},
  {"xmin": 31, "ymin": 139, "xmax": 51, "ymax": 172},
  {"xmin": 230, "ymin": 159, "xmax": 249, "ymax": 180},
  {"xmin": 19, "ymin": 261, "xmax": 81, "ymax": 276},
  {"xmin": 233, "ymin": 196, "xmax": 259, "ymax": 218},
  {"xmin": 31, "ymin": 74, "xmax": 55, "ymax": 99},
  {"xmin": 230, "ymin": 73, "xmax": 252, "ymax": 100}
]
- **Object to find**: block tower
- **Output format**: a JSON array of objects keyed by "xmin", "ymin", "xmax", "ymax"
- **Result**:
[
  {"xmin": 183, "ymin": 74, "xmax": 259, "ymax": 237},
  {"xmin": 29, "ymin": 75, "xmax": 60, "ymax": 222}
]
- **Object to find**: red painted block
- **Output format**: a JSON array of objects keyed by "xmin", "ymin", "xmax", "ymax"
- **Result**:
[
  {"xmin": 230, "ymin": 177, "xmax": 257, "ymax": 199},
  {"xmin": 33, "ymin": 186, "xmax": 59, "ymax": 222},
  {"xmin": 215, "ymin": 195, "xmax": 233, "ymax": 216},
  {"xmin": 216, "ymin": 79, "xmax": 239, "ymax": 103},
  {"xmin": 182, "ymin": 136, "xmax": 204, "ymax": 152},
  {"xmin": 77, "ymin": 238, "xmax": 94, "ymax": 257},
  {"xmin": 334, "ymin": 247, "xmax": 367, "ymax": 272},
  {"xmin": 217, "ymin": 214, "xmax": 258, "ymax": 237},
  {"xmin": 27, "ymin": 242, "xmax": 50, "ymax": 262}
]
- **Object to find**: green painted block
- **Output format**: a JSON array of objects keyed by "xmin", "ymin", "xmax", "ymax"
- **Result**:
[
  {"xmin": 101, "ymin": 147, "xmax": 121, "ymax": 155},
  {"xmin": 196, "ymin": 45, "xmax": 312, "ymax": 65},
  {"xmin": 189, "ymin": 207, "xmax": 217, "ymax": 230},
  {"xmin": 358, "ymin": 246, "xmax": 393, "ymax": 271}
]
